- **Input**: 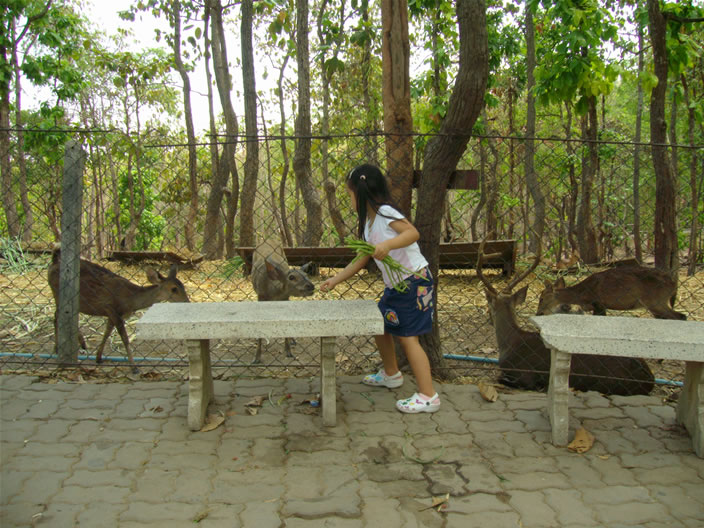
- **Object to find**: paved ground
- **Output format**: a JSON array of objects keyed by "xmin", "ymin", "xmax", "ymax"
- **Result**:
[{"xmin": 1, "ymin": 373, "xmax": 703, "ymax": 527}]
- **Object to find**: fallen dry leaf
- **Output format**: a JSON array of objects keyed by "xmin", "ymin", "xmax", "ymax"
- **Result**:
[
  {"xmin": 200, "ymin": 412, "xmax": 225, "ymax": 432},
  {"xmin": 245, "ymin": 406, "xmax": 259, "ymax": 416},
  {"xmin": 245, "ymin": 396, "xmax": 265, "ymax": 408},
  {"xmin": 478, "ymin": 381, "xmax": 498, "ymax": 402},
  {"xmin": 568, "ymin": 427, "xmax": 595, "ymax": 453},
  {"xmin": 419, "ymin": 493, "xmax": 450, "ymax": 512}
]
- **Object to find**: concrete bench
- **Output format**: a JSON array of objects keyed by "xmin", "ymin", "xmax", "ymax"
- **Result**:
[
  {"xmin": 531, "ymin": 314, "xmax": 704, "ymax": 458},
  {"xmin": 136, "ymin": 300, "xmax": 383, "ymax": 430}
]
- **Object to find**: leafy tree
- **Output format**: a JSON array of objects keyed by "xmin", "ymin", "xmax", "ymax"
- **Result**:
[
  {"xmin": 532, "ymin": 0, "xmax": 619, "ymax": 263},
  {"xmin": 1, "ymin": 0, "xmax": 86, "ymax": 239}
]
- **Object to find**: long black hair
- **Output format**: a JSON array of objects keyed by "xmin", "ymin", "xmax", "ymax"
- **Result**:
[{"xmin": 346, "ymin": 163, "xmax": 402, "ymax": 240}]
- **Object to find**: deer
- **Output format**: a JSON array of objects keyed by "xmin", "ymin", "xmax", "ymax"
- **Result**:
[
  {"xmin": 48, "ymin": 248, "xmax": 189, "ymax": 373},
  {"xmin": 536, "ymin": 265, "xmax": 686, "ymax": 320},
  {"xmin": 476, "ymin": 240, "xmax": 654, "ymax": 395},
  {"xmin": 251, "ymin": 237, "xmax": 315, "ymax": 363}
]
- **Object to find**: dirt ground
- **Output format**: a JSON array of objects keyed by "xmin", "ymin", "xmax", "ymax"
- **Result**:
[{"xmin": 1, "ymin": 253, "xmax": 702, "ymax": 398}]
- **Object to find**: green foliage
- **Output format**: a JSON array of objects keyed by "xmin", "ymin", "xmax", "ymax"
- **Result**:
[
  {"xmin": 532, "ymin": 0, "xmax": 619, "ymax": 112},
  {"xmin": 221, "ymin": 256, "xmax": 245, "ymax": 279},
  {"xmin": 0, "ymin": 237, "xmax": 33, "ymax": 274}
]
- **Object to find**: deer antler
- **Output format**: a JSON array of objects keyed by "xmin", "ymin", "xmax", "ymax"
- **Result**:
[
  {"xmin": 476, "ymin": 238, "xmax": 498, "ymax": 295},
  {"xmin": 505, "ymin": 239, "xmax": 542, "ymax": 293}
]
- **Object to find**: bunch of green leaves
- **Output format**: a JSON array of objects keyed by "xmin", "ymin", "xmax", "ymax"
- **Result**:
[
  {"xmin": 345, "ymin": 237, "xmax": 426, "ymax": 293},
  {"xmin": 222, "ymin": 256, "xmax": 245, "ymax": 279},
  {"xmin": 0, "ymin": 238, "xmax": 30, "ymax": 274}
]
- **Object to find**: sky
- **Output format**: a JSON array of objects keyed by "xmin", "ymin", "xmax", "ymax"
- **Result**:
[{"xmin": 81, "ymin": 0, "xmax": 270, "ymax": 133}]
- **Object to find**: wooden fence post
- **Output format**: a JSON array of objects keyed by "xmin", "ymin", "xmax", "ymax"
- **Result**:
[{"xmin": 57, "ymin": 140, "xmax": 85, "ymax": 367}]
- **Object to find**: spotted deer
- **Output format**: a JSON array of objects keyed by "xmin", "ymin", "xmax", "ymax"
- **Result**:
[
  {"xmin": 476, "ymin": 240, "xmax": 654, "ymax": 395},
  {"xmin": 251, "ymin": 237, "xmax": 315, "ymax": 363},
  {"xmin": 48, "ymin": 248, "xmax": 189, "ymax": 373}
]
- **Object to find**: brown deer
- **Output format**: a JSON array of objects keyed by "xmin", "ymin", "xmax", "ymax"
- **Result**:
[
  {"xmin": 537, "ymin": 266, "xmax": 686, "ymax": 320},
  {"xmin": 476, "ymin": 240, "xmax": 654, "ymax": 395},
  {"xmin": 251, "ymin": 237, "xmax": 315, "ymax": 363},
  {"xmin": 48, "ymin": 249, "xmax": 189, "ymax": 373}
]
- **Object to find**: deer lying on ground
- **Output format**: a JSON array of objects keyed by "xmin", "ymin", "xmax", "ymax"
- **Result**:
[
  {"xmin": 251, "ymin": 237, "xmax": 315, "ymax": 363},
  {"xmin": 537, "ymin": 266, "xmax": 686, "ymax": 320},
  {"xmin": 48, "ymin": 248, "xmax": 189, "ymax": 373},
  {"xmin": 477, "ymin": 240, "xmax": 654, "ymax": 395}
]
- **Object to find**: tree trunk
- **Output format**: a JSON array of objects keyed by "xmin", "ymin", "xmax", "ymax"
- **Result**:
[
  {"xmin": 359, "ymin": 0, "xmax": 380, "ymax": 163},
  {"xmin": 507, "ymin": 81, "xmax": 516, "ymax": 238},
  {"xmin": 173, "ymin": 0, "xmax": 199, "ymax": 252},
  {"xmin": 633, "ymin": 19, "xmax": 645, "ymax": 263},
  {"xmin": 576, "ymin": 97, "xmax": 599, "ymax": 263},
  {"xmin": 0, "ymin": 42, "xmax": 21, "ymax": 239},
  {"xmin": 469, "ymin": 138, "xmax": 486, "ymax": 241},
  {"xmin": 203, "ymin": 4, "xmax": 221, "ymax": 255},
  {"xmin": 381, "ymin": 0, "xmax": 414, "ymax": 217},
  {"xmin": 317, "ymin": 0, "xmax": 348, "ymax": 245},
  {"xmin": 524, "ymin": 4, "xmax": 544, "ymax": 252},
  {"xmin": 682, "ymin": 76, "xmax": 701, "ymax": 277},
  {"xmin": 11, "ymin": 21, "xmax": 32, "ymax": 243},
  {"xmin": 277, "ymin": 56, "xmax": 293, "ymax": 247},
  {"xmin": 204, "ymin": 0, "xmax": 239, "ymax": 259},
  {"xmin": 293, "ymin": 0, "xmax": 323, "ymax": 246},
  {"xmin": 647, "ymin": 0, "xmax": 678, "ymax": 278},
  {"xmin": 564, "ymin": 102, "xmax": 578, "ymax": 257},
  {"xmin": 415, "ymin": 0, "xmax": 488, "ymax": 376},
  {"xmin": 239, "ymin": 0, "xmax": 259, "ymax": 248}
]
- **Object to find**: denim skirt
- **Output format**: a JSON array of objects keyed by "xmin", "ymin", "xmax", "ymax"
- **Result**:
[{"xmin": 377, "ymin": 267, "xmax": 434, "ymax": 337}]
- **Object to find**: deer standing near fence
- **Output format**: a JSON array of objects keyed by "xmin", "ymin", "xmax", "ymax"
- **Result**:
[
  {"xmin": 251, "ymin": 238, "xmax": 315, "ymax": 363},
  {"xmin": 476, "ymin": 240, "xmax": 654, "ymax": 395},
  {"xmin": 537, "ymin": 266, "xmax": 686, "ymax": 320},
  {"xmin": 48, "ymin": 249, "xmax": 190, "ymax": 373}
]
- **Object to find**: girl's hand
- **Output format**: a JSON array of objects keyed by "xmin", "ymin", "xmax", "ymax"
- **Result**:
[
  {"xmin": 319, "ymin": 278, "xmax": 337, "ymax": 293},
  {"xmin": 372, "ymin": 241, "xmax": 392, "ymax": 261}
]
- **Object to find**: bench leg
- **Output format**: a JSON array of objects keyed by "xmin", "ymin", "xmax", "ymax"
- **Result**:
[
  {"xmin": 186, "ymin": 339, "xmax": 214, "ymax": 431},
  {"xmin": 320, "ymin": 336, "xmax": 337, "ymax": 427},
  {"xmin": 547, "ymin": 348, "xmax": 571, "ymax": 446},
  {"xmin": 676, "ymin": 361, "xmax": 703, "ymax": 458}
]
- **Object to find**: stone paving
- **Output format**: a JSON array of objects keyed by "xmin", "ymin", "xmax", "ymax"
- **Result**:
[{"xmin": 1, "ymin": 373, "xmax": 703, "ymax": 527}]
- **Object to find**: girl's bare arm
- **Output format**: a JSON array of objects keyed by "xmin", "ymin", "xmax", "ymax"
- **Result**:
[{"xmin": 319, "ymin": 254, "xmax": 371, "ymax": 292}]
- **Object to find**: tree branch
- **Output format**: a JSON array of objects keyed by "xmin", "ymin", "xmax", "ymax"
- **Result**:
[
  {"xmin": 663, "ymin": 13, "xmax": 704, "ymax": 24},
  {"xmin": 15, "ymin": 0, "xmax": 54, "ymax": 45}
]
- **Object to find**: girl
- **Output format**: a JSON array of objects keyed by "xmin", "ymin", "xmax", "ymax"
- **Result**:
[{"xmin": 320, "ymin": 163, "xmax": 440, "ymax": 413}]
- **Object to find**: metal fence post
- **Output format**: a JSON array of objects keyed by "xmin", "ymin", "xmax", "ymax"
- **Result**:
[{"xmin": 57, "ymin": 140, "xmax": 85, "ymax": 366}]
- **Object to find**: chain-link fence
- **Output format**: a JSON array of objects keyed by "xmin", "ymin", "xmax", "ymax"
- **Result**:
[{"xmin": 1, "ymin": 129, "xmax": 702, "ymax": 396}]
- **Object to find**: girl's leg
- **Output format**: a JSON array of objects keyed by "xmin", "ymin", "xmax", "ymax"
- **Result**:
[
  {"xmin": 374, "ymin": 333, "xmax": 399, "ymax": 376},
  {"xmin": 398, "ymin": 336, "xmax": 435, "ymax": 397}
]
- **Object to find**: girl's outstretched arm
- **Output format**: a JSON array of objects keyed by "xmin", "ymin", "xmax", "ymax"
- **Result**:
[{"xmin": 320, "ymin": 254, "xmax": 370, "ymax": 292}]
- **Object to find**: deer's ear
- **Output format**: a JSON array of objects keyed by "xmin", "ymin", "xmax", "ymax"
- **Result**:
[
  {"xmin": 299, "ymin": 261, "xmax": 315, "ymax": 276},
  {"xmin": 146, "ymin": 268, "xmax": 161, "ymax": 284},
  {"xmin": 168, "ymin": 264, "xmax": 179, "ymax": 279},
  {"xmin": 554, "ymin": 277, "xmax": 566, "ymax": 288},
  {"xmin": 514, "ymin": 285, "xmax": 529, "ymax": 304},
  {"xmin": 265, "ymin": 258, "xmax": 286, "ymax": 281}
]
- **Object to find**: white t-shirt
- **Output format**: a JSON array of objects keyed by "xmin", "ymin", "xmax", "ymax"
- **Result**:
[{"xmin": 364, "ymin": 205, "xmax": 429, "ymax": 289}]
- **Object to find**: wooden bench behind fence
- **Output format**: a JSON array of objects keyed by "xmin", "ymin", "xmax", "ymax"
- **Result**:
[{"xmin": 235, "ymin": 239, "xmax": 517, "ymax": 276}]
